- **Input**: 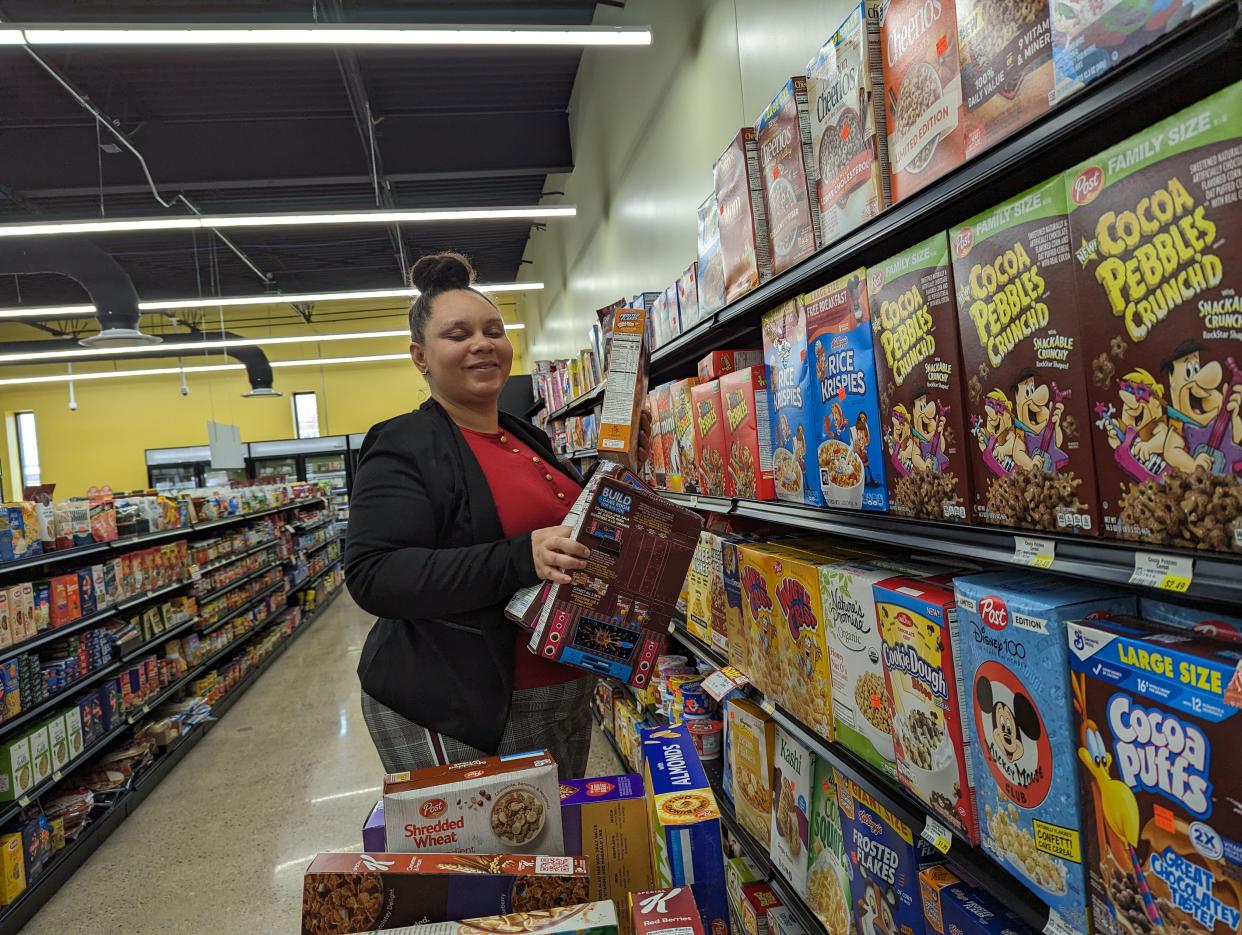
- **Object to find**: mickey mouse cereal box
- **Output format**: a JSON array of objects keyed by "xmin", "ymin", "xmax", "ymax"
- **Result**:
[{"xmin": 762, "ymin": 300, "xmax": 822, "ymax": 506}]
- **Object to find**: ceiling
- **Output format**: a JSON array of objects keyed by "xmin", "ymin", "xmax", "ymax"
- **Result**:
[{"xmin": 0, "ymin": 1, "xmax": 605, "ymax": 315}]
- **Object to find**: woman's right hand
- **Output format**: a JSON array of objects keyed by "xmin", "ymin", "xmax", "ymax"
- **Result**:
[{"xmin": 531, "ymin": 525, "xmax": 590, "ymax": 584}]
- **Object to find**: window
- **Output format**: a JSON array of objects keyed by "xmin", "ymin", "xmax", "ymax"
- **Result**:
[
  {"xmin": 293, "ymin": 392, "xmax": 320, "ymax": 439},
  {"xmin": 14, "ymin": 411, "xmax": 40, "ymax": 489}
]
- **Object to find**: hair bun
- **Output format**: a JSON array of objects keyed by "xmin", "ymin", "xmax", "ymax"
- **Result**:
[{"xmin": 409, "ymin": 252, "xmax": 475, "ymax": 294}]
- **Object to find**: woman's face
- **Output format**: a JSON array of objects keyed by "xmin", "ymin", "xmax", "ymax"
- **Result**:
[{"xmin": 410, "ymin": 289, "xmax": 513, "ymax": 405}]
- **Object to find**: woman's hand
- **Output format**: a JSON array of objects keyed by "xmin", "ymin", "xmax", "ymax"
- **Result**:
[
  {"xmin": 637, "ymin": 408, "xmax": 653, "ymax": 468},
  {"xmin": 531, "ymin": 525, "xmax": 591, "ymax": 584}
]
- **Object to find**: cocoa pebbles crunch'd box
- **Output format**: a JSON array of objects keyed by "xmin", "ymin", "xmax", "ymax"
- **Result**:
[
  {"xmin": 756, "ymin": 77, "xmax": 822, "ymax": 277},
  {"xmin": 1065, "ymin": 81, "xmax": 1242, "ymax": 553},
  {"xmin": 869, "ymin": 232, "xmax": 973, "ymax": 522},
  {"xmin": 715, "ymin": 129, "xmax": 772, "ymax": 303},
  {"xmin": 951, "ymin": 175, "xmax": 1100, "ymax": 534}
]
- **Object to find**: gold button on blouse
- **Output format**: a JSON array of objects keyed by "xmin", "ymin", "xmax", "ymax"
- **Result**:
[
  {"xmin": 557, "ymin": 492, "xmax": 566, "ymax": 499},
  {"xmin": 499, "ymin": 434, "xmax": 508, "ymax": 443},
  {"xmin": 531, "ymin": 455, "xmax": 541, "ymax": 463},
  {"xmin": 512, "ymin": 448, "xmax": 521, "ymax": 453},
  {"xmin": 544, "ymin": 473, "xmax": 552, "ymax": 481}
]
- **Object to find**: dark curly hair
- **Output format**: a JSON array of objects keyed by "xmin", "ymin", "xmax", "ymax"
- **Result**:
[{"xmin": 406, "ymin": 251, "xmax": 496, "ymax": 342}]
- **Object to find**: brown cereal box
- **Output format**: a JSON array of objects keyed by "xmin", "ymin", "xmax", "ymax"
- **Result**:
[
  {"xmin": 715, "ymin": 129, "xmax": 772, "ymax": 302},
  {"xmin": 869, "ymin": 231, "xmax": 974, "ymax": 521},
  {"xmin": 598, "ymin": 307, "xmax": 650, "ymax": 471},
  {"xmin": 880, "ymin": 0, "xmax": 967, "ymax": 202},
  {"xmin": 1065, "ymin": 81, "xmax": 1242, "ymax": 552},
  {"xmin": 950, "ymin": 175, "xmax": 1101, "ymax": 534},
  {"xmin": 719, "ymin": 366, "xmax": 776, "ymax": 501},
  {"xmin": 671, "ymin": 379, "xmax": 703, "ymax": 494},
  {"xmin": 691, "ymin": 380, "xmax": 729, "ymax": 497},
  {"xmin": 756, "ymin": 77, "xmax": 822, "ymax": 276},
  {"xmin": 375, "ymin": 901, "xmax": 619, "ymax": 935}
]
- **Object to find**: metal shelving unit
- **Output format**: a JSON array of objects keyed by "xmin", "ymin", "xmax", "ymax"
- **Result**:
[
  {"xmin": 195, "ymin": 560, "xmax": 281, "ymax": 606},
  {"xmin": 197, "ymin": 582, "xmax": 284, "ymax": 636},
  {"xmin": 546, "ymin": 381, "xmax": 605, "ymax": 421}
]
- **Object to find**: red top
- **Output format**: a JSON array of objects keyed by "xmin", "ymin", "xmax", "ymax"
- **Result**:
[{"xmin": 459, "ymin": 425, "xmax": 584, "ymax": 689}]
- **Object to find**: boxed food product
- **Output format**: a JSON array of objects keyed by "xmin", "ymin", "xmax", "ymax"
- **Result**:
[
  {"xmin": 364, "ymin": 800, "xmax": 385, "ymax": 852},
  {"xmin": 869, "ymin": 232, "xmax": 974, "ymax": 521},
  {"xmin": 0, "ymin": 833, "xmax": 23, "ymax": 907},
  {"xmin": 368, "ymin": 901, "xmax": 619, "ymax": 935},
  {"xmin": 685, "ymin": 532, "xmax": 717, "ymax": 647},
  {"xmin": 0, "ymin": 736, "xmax": 30, "ymax": 803},
  {"xmin": 767, "ymin": 547, "xmax": 838, "ymax": 738},
  {"xmin": 699, "ymin": 350, "xmax": 764, "ymax": 382},
  {"xmin": 31, "ymin": 582, "xmax": 49, "ymax": 634},
  {"xmin": 739, "ymin": 882, "xmax": 782, "ymax": 935},
  {"xmin": 919, "ymin": 865, "xmax": 1035, "ymax": 934},
  {"xmin": 0, "ymin": 662, "xmax": 19, "ymax": 723},
  {"xmin": 714, "ymin": 128, "xmax": 771, "ymax": 303},
  {"xmin": 691, "ymin": 379, "xmax": 729, "ymax": 497},
  {"xmin": 697, "ymin": 194, "xmax": 727, "ymax": 316},
  {"xmin": 597, "ymin": 306, "xmax": 650, "ymax": 470},
  {"xmin": 835, "ymin": 769, "xmax": 946, "ymax": 935},
  {"xmin": 62, "ymin": 707, "xmax": 82, "ymax": 760},
  {"xmin": 27, "ymin": 727, "xmax": 49, "ymax": 786},
  {"xmin": 875, "ymin": 576, "xmax": 979, "ymax": 842},
  {"xmin": 954, "ymin": 571, "xmax": 1134, "ymax": 931},
  {"xmin": 725, "ymin": 697, "xmax": 777, "ymax": 847},
  {"xmin": 806, "ymin": 0, "xmax": 890, "ymax": 244},
  {"xmin": 382, "ymin": 750, "xmax": 564, "ymax": 855},
  {"xmin": 803, "ymin": 269, "xmax": 888, "ymax": 510},
  {"xmin": 650, "ymin": 384, "xmax": 681, "ymax": 492},
  {"xmin": 44, "ymin": 716, "xmax": 67, "ymax": 772},
  {"xmin": 720, "ymin": 366, "xmax": 776, "ymax": 501},
  {"xmin": 735, "ymin": 542, "xmax": 787, "ymax": 693},
  {"xmin": 0, "ymin": 592, "xmax": 10, "ymax": 650},
  {"xmin": 950, "ymin": 175, "xmax": 1100, "ymax": 534},
  {"xmin": 762, "ymin": 300, "xmax": 821, "ymax": 506},
  {"xmin": 769, "ymin": 727, "xmax": 813, "ymax": 895},
  {"xmin": 301, "ymin": 853, "xmax": 591, "ymax": 935},
  {"xmin": 630, "ymin": 887, "xmax": 705, "ymax": 935},
  {"xmin": 808, "ymin": 757, "xmax": 854, "ymax": 935},
  {"xmin": 1140, "ymin": 597, "xmax": 1242, "ymax": 642},
  {"xmin": 725, "ymin": 855, "xmax": 764, "ymax": 935},
  {"xmin": 1068, "ymin": 618, "xmax": 1242, "ymax": 935},
  {"xmin": 879, "ymin": 0, "xmax": 966, "ymax": 201},
  {"xmin": 721, "ymin": 535, "xmax": 762, "ymax": 671},
  {"xmin": 764, "ymin": 907, "xmax": 806, "ymax": 935},
  {"xmin": 670, "ymin": 378, "xmax": 704, "ymax": 495},
  {"xmin": 640, "ymin": 724, "xmax": 727, "ymax": 935},
  {"xmin": 677, "ymin": 264, "xmax": 701, "ymax": 333},
  {"xmin": 1066, "ymin": 80, "xmax": 1242, "ymax": 553},
  {"xmin": 756, "ymin": 77, "xmax": 821, "ymax": 276}
]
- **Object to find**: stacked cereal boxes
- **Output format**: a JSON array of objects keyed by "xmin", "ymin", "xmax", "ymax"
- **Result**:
[
  {"xmin": 715, "ymin": 129, "xmax": 771, "ymax": 303},
  {"xmin": 755, "ymin": 77, "xmax": 822, "ymax": 276},
  {"xmin": 762, "ymin": 300, "xmax": 820, "ymax": 506},
  {"xmin": 720, "ymin": 366, "xmax": 777, "ymax": 501}
]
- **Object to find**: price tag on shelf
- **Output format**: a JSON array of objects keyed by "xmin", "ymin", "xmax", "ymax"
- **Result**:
[
  {"xmin": 721, "ymin": 666, "xmax": 751, "ymax": 688},
  {"xmin": 52, "ymin": 770, "xmax": 62, "ymax": 782},
  {"xmin": 920, "ymin": 816, "xmax": 953, "ymax": 854},
  {"xmin": 1044, "ymin": 914, "xmax": 1078, "ymax": 935},
  {"xmin": 702, "ymin": 667, "xmax": 751, "ymax": 702},
  {"xmin": 1012, "ymin": 536, "xmax": 1055, "ymax": 569},
  {"xmin": 1129, "ymin": 552, "xmax": 1193, "ymax": 592},
  {"xmin": 759, "ymin": 698, "xmax": 777, "ymax": 716},
  {"xmin": 689, "ymin": 495, "xmax": 699, "ymax": 509},
  {"xmin": 17, "ymin": 796, "xmax": 29, "ymax": 809}
]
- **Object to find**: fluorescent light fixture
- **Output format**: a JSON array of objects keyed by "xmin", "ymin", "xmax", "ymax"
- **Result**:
[
  {"xmin": 0, "ymin": 207, "xmax": 575, "ymax": 239},
  {"xmin": 0, "ymin": 24, "xmax": 651, "ymax": 47},
  {"xmin": 0, "ymin": 352, "xmax": 415, "ymax": 386}
]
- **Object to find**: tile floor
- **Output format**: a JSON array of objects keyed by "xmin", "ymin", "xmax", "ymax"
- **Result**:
[{"xmin": 23, "ymin": 592, "xmax": 621, "ymax": 934}]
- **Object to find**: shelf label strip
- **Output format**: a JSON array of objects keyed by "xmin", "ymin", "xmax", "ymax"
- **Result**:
[
  {"xmin": 920, "ymin": 815, "xmax": 953, "ymax": 854},
  {"xmin": 1129, "ymin": 552, "xmax": 1193, "ymax": 592},
  {"xmin": 1012, "ymin": 536, "xmax": 1055, "ymax": 569}
]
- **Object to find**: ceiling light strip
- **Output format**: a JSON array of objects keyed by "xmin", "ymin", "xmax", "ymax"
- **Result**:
[{"xmin": 0, "ymin": 353, "xmax": 416, "ymax": 387}]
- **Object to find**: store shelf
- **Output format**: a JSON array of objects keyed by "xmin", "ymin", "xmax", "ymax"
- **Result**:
[
  {"xmin": 523, "ymin": 397, "xmax": 546, "ymax": 419},
  {"xmin": 304, "ymin": 533, "xmax": 340, "ymax": 557},
  {"xmin": 119, "ymin": 616, "xmax": 199, "ymax": 662},
  {"xmin": 0, "ymin": 719, "xmax": 131, "ymax": 827},
  {"xmin": 0, "ymin": 605, "xmax": 119, "ymax": 666},
  {"xmin": 0, "ymin": 661, "xmax": 122, "ymax": 742},
  {"xmin": 0, "ymin": 543, "xmax": 112, "ymax": 579},
  {"xmin": 195, "ymin": 539, "xmax": 280, "ymax": 576},
  {"xmin": 195, "ymin": 560, "xmax": 281, "ymax": 605},
  {"xmin": 194, "ymin": 605, "xmax": 286, "ymax": 673},
  {"xmin": 197, "ymin": 582, "xmax": 284, "ymax": 636},
  {"xmin": 547, "ymin": 381, "xmax": 605, "ymax": 420},
  {"xmin": 291, "ymin": 515, "xmax": 331, "ymax": 534},
  {"xmin": 568, "ymin": 449, "xmax": 597, "ymax": 461},
  {"xmin": 115, "ymin": 578, "xmax": 191, "ymax": 611},
  {"xmin": 292, "ymin": 557, "xmax": 341, "ymax": 594}
]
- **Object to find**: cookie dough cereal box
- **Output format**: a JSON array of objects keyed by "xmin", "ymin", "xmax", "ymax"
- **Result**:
[
  {"xmin": 691, "ymin": 380, "xmax": 729, "ymax": 497},
  {"xmin": 698, "ymin": 194, "xmax": 727, "ymax": 316},
  {"xmin": 879, "ymin": 0, "xmax": 966, "ymax": 202},
  {"xmin": 756, "ymin": 77, "xmax": 822, "ymax": 277},
  {"xmin": 671, "ymin": 378, "xmax": 703, "ymax": 495},
  {"xmin": 869, "ymin": 232, "xmax": 974, "ymax": 522},
  {"xmin": 1065, "ymin": 81, "xmax": 1242, "ymax": 553},
  {"xmin": 383, "ymin": 750, "xmax": 564, "ymax": 856},
  {"xmin": 762, "ymin": 300, "xmax": 821, "ymax": 506},
  {"xmin": 803, "ymin": 269, "xmax": 889, "ymax": 511},
  {"xmin": 715, "ymin": 128, "xmax": 772, "ymax": 303},
  {"xmin": 598, "ymin": 305, "xmax": 650, "ymax": 470},
  {"xmin": 876, "ymin": 575, "xmax": 980, "ymax": 842},
  {"xmin": 951, "ymin": 175, "xmax": 1100, "ymax": 534},
  {"xmin": 1069, "ymin": 618, "xmax": 1242, "ymax": 935},
  {"xmin": 719, "ymin": 366, "xmax": 776, "ymax": 501},
  {"xmin": 954, "ymin": 571, "xmax": 1135, "ymax": 932},
  {"xmin": 808, "ymin": 758, "xmax": 854, "ymax": 935},
  {"xmin": 769, "ymin": 727, "xmax": 814, "ymax": 895},
  {"xmin": 726, "ymin": 697, "xmax": 777, "ymax": 847},
  {"xmin": 639, "ymin": 724, "xmax": 728, "ymax": 935},
  {"xmin": 376, "ymin": 901, "xmax": 620, "ymax": 935}
]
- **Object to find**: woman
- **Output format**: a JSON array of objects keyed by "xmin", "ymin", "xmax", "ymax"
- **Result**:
[{"xmin": 346, "ymin": 252, "xmax": 643, "ymax": 779}]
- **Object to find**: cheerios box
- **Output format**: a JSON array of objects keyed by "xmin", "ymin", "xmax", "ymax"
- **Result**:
[
  {"xmin": 640, "ymin": 724, "xmax": 728, "ymax": 935},
  {"xmin": 954, "ymin": 571, "xmax": 1134, "ymax": 932},
  {"xmin": 725, "ymin": 697, "xmax": 777, "ymax": 848},
  {"xmin": 719, "ymin": 366, "xmax": 776, "ymax": 501},
  {"xmin": 769, "ymin": 727, "xmax": 813, "ymax": 895}
]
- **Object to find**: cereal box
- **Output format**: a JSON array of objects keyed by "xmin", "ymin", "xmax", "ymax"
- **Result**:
[
  {"xmin": 698, "ymin": 194, "xmax": 727, "ymax": 316},
  {"xmin": 834, "ymin": 769, "xmax": 946, "ymax": 935},
  {"xmin": 951, "ymin": 175, "xmax": 1101, "ymax": 534},
  {"xmin": 598, "ymin": 306, "xmax": 650, "ymax": 470},
  {"xmin": 736, "ymin": 542, "xmax": 790, "ymax": 693},
  {"xmin": 374, "ymin": 901, "xmax": 619, "ymax": 935},
  {"xmin": 691, "ymin": 379, "xmax": 729, "ymax": 497},
  {"xmin": 671, "ymin": 378, "xmax": 704, "ymax": 495},
  {"xmin": 756, "ymin": 77, "xmax": 822, "ymax": 276},
  {"xmin": 630, "ymin": 888, "xmax": 706, "ymax": 935},
  {"xmin": 715, "ymin": 128, "xmax": 772, "ymax": 302},
  {"xmin": 954, "ymin": 571, "xmax": 1135, "ymax": 931},
  {"xmin": 1139, "ymin": 597, "xmax": 1242, "ymax": 642},
  {"xmin": 723, "ymin": 536, "xmax": 758, "ymax": 674},
  {"xmin": 803, "ymin": 269, "xmax": 888, "ymax": 511},
  {"xmin": 875, "ymin": 575, "xmax": 979, "ymax": 842},
  {"xmin": 879, "ymin": 0, "xmax": 966, "ymax": 202},
  {"xmin": 768, "ymin": 546, "xmax": 840, "ymax": 739},
  {"xmin": 762, "ymin": 300, "xmax": 821, "ymax": 506},
  {"xmin": 808, "ymin": 757, "xmax": 854, "ymax": 935},
  {"xmin": 1069, "ymin": 618, "xmax": 1242, "ymax": 935},
  {"xmin": 919, "ymin": 865, "xmax": 1035, "ymax": 934},
  {"xmin": 705, "ymin": 533, "xmax": 729, "ymax": 654},
  {"xmin": 685, "ymin": 532, "xmax": 717, "ymax": 646},
  {"xmin": 678, "ymin": 264, "xmax": 702, "ymax": 333},
  {"xmin": 301, "ymin": 853, "xmax": 591, "ymax": 935},
  {"xmin": 699, "ymin": 350, "xmax": 764, "ymax": 382},
  {"xmin": 720, "ymin": 366, "xmax": 776, "ymax": 501},
  {"xmin": 651, "ymin": 384, "xmax": 681, "ymax": 492},
  {"xmin": 1066, "ymin": 81, "xmax": 1242, "ymax": 553},
  {"xmin": 765, "ymin": 906, "xmax": 805, "ymax": 935},
  {"xmin": 806, "ymin": 0, "xmax": 891, "ymax": 244},
  {"xmin": 739, "ymin": 883, "xmax": 782, "ymax": 935},
  {"xmin": 0, "ymin": 737, "xmax": 30, "ymax": 803},
  {"xmin": 726, "ymin": 855, "xmax": 765, "ymax": 935},
  {"xmin": 726, "ymin": 697, "xmax": 777, "ymax": 847},
  {"xmin": 640, "ymin": 724, "xmax": 728, "ymax": 935},
  {"xmin": 869, "ymin": 232, "xmax": 974, "ymax": 521},
  {"xmin": 382, "ymin": 750, "xmax": 564, "ymax": 855},
  {"xmin": 769, "ymin": 727, "xmax": 813, "ymax": 895},
  {"xmin": 0, "ymin": 833, "xmax": 23, "ymax": 907}
]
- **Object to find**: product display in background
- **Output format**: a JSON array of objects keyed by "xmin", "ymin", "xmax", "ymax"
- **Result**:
[
  {"xmin": 755, "ymin": 76, "xmax": 822, "ymax": 276},
  {"xmin": 699, "ymin": 350, "xmax": 764, "ymax": 382},
  {"xmin": 697, "ymin": 194, "xmax": 727, "ymax": 316},
  {"xmin": 715, "ymin": 128, "xmax": 772, "ymax": 303}
]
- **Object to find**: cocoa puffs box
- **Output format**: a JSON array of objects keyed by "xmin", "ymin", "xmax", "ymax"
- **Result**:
[{"xmin": 301, "ymin": 853, "xmax": 590, "ymax": 935}]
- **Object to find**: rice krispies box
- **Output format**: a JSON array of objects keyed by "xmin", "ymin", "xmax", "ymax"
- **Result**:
[
  {"xmin": 803, "ymin": 270, "xmax": 888, "ymax": 511},
  {"xmin": 691, "ymin": 380, "xmax": 729, "ymax": 497},
  {"xmin": 715, "ymin": 128, "xmax": 772, "ymax": 303},
  {"xmin": 671, "ymin": 378, "xmax": 703, "ymax": 495},
  {"xmin": 953, "ymin": 571, "xmax": 1135, "ymax": 932},
  {"xmin": 876, "ymin": 575, "xmax": 980, "ymax": 842},
  {"xmin": 756, "ymin": 77, "xmax": 822, "ymax": 277},
  {"xmin": 762, "ymin": 300, "xmax": 821, "ymax": 506},
  {"xmin": 719, "ymin": 366, "xmax": 776, "ymax": 501},
  {"xmin": 950, "ymin": 175, "xmax": 1101, "ymax": 534},
  {"xmin": 879, "ymin": 0, "xmax": 966, "ymax": 202},
  {"xmin": 1068, "ymin": 618, "xmax": 1242, "ymax": 935},
  {"xmin": 698, "ymin": 194, "xmax": 727, "ymax": 316},
  {"xmin": 869, "ymin": 232, "xmax": 973, "ymax": 522},
  {"xmin": 1065, "ymin": 80, "xmax": 1242, "ymax": 553}
]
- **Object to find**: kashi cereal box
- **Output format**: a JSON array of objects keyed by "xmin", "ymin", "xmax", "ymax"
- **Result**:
[
  {"xmin": 691, "ymin": 379, "xmax": 729, "ymax": 497},
  {"xmin": 762, "ymin": 300, "xmax": 822, "ymax": 506},
  {"xmin": 755, "ymin": 77, "xmax": 822, "ymax": 277},
  {"xmin": 1065, "ymin": 80, "xmax": 1242, "ymax": 553},
  {"xmin": 875, "ymin": 575, "xmax": 980, "ymax": 843},
  {"xmin": 869, "ymin": 232, "xmax": 974, "ymax": 522},
  {"xmin": 652, "ymin": 384, "xmax": 682, "ymax": 492},
  {"xmin": 719, "ymin": 365, "xmax": 776, "ymax": 501},
  {"xmin": 879, "ymin": 0, "xmax": 966, "ymax": 202},
  {"xmin": 954, "ymin": 571, "xmax": 1135, "ymax": 932},
  {"xmin": 670, "ymin": 378, "xmax": 703, "ymax": 495},
  {"xmin": 715, "ymin": 128, "xmax": 772, "ymax": 302},
  {"xmin": 802, "ymin": 270, "xmax": 888, "ymax": 511},
  {"xmin": 698, "ymin": 193, "xmax": 727, "ymax": 316},
  {"xmin": 806, "ymin": 0, "xmax": 890, "ymax": 246},
  {"xmin": 950, "ymin": 175, "xmax": 1101, "ymax": 534},
  {"xmin": 1069, "ymin": 617, "xmax": 1242, "ymax": 935},
  {"xmin": 808, "ymin": 758, "xmax": 854, "ymax": 935},
  {"xmin": 769, "ymin": 727, "xmax": 814, "ymax": 896}
]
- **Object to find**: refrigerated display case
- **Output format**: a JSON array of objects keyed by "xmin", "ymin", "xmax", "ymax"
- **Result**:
[{"xmin": 145, "ymin": 444, "xmax": 251, "ymax": 492}]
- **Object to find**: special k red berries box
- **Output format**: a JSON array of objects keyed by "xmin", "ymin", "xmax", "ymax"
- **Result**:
[{"xmin": 630, "ymin": 888, "xmax": 705, "ymax": 935}]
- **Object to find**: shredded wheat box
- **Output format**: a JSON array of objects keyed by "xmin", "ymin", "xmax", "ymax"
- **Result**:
[
  {"xmin": 715, "ymin": 128, "xmax": 772, "ymax": 302},
  {"xmin": 756, "ymin": 77, "xmax": 822, "ymax": 276},
  {"xmin": 698, "ymin": 194, "xmax": 728, "ymax": 316}
]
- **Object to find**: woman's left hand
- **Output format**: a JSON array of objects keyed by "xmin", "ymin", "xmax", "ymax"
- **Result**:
[{"xmin": 637, "ymin": 408, "xmax": 652, "ymax": 467}]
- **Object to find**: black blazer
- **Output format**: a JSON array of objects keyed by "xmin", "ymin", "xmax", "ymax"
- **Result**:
[{"xmin": 345, "ymin": 398, "xmax": 583, "ymax": 753}]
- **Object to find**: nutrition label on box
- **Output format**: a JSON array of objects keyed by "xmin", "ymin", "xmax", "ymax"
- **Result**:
[{"xmin": 601, "ymin": 334, "xmax": 640, "ymax": 426}]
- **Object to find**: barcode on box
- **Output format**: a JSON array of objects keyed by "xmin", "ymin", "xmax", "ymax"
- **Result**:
[{"xmin": 535, "ymin": 855, "xmax": 573, "ymax": 875}]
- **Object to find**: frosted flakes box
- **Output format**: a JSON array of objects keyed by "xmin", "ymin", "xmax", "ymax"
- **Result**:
[
  {"xmin": 756, "ymin": 77, "xmax": 822, "ymax": 276},
  {"xmin": 691, "ymin": 379, "xmax": 729, "ymax": 497},
  {"xmin": 715, "ymin": 128, "xmax": 771, "ymax": 302},
  {"xmin": 1069, "ymin": 617, "xmax": 1242, "ymax": 935},
  {"xmin": 869, "ymin": 232, "xmax": 973, "ymax": 522},
  {"xmin": 762, "ymin": 300, "xmax": 822, "ymax": 506},
  {"xmin": 769, "ymin": 727, "xmax": 814, "ymax": 897},
  {"xmin": 951, "ymin": 175, "xmax": 1101, "ymax": 534},
  {"xmin": 720, "ymin": 366, "xmax": 776, "ymax": 501},
  {"xmin": 1066, "ymin": 80, "xmax": 1242, "ymax": 553},
  {"xmin": 808, "ymin": 758, "xmax": 854, "ymax": 935},
  {"xmin": 803, "ymin": 270, "xmax": 889, "ymax": 511},
  {"xmin": 670, "ymin": 378, "xmax": 703, "ymax": 495},
  {"xmin": 698, "ymin": 194, "xmax": 727, "ymax": 316},
  {"xmin": 954, "ymin": 571, "xmax": 1135, "ymax": 931}
]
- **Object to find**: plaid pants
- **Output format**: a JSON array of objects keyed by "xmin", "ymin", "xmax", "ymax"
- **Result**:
[{"xmin": 361, "ymin": 677, "xmax": 594, "ymax": 780}]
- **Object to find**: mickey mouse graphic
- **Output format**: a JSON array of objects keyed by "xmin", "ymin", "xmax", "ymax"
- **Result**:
[
  {"xmin": 857, "ymin": 882, "xmax": 896, "ymax": 935},
  {"xmin": 975, "ymin": 674, "xmax": 1042, "ymax": 779}
]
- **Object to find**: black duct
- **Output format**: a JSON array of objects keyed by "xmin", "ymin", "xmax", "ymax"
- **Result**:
[{"xmin": 0, "ymin": 238, "xmax": 141, "ymax": 333}]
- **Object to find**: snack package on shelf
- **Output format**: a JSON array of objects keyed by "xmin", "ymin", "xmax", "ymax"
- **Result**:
[
  {"xmin": 725, "ymin": 697, "xmax": 777, "ymax": 847},
  {"xmin": 0, "ymin": 832, "xmax": 23, "ymax": 907},
  {"xmin": 755, "ymin": 76, "xmax": 822, "ymax": 276},
  {"xmin": 769, "ymin": 726, "xmax": 813, "ymax": 895},
  {"xmin": 919, "ymin": 865, "xmax": 1036, "ymax": 934},
  {"xmin": 630, "ymin": 887, "xmax": 705, "ymax": 935},
  {"xmin": 762, "ymin": 300, "xmax": 821, "ymax": 506},
  {"xmin": 720, "ymin": 365, "xmax": 777, "ymax": 501},
  {"xmin": 807, "ymin": 757, "xmax": 854, "ymax": 935},
  {"xmin": 697, "ymin": 194, "xmax": 727, "ymax": 317},
  {"xmin": 365, "ymin": 901, "xmax": 620, "ymax": 935},
  {"xmin": 690, "ymin": 379, "xmax": 729, "ymax": 497},
  {"xmin": 714, "ymin": 128, "xmax": 771, "ymax": 302},
  {"xmin": 597, "ymin": 306, "xmax": 650, "ymax": 470}
]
